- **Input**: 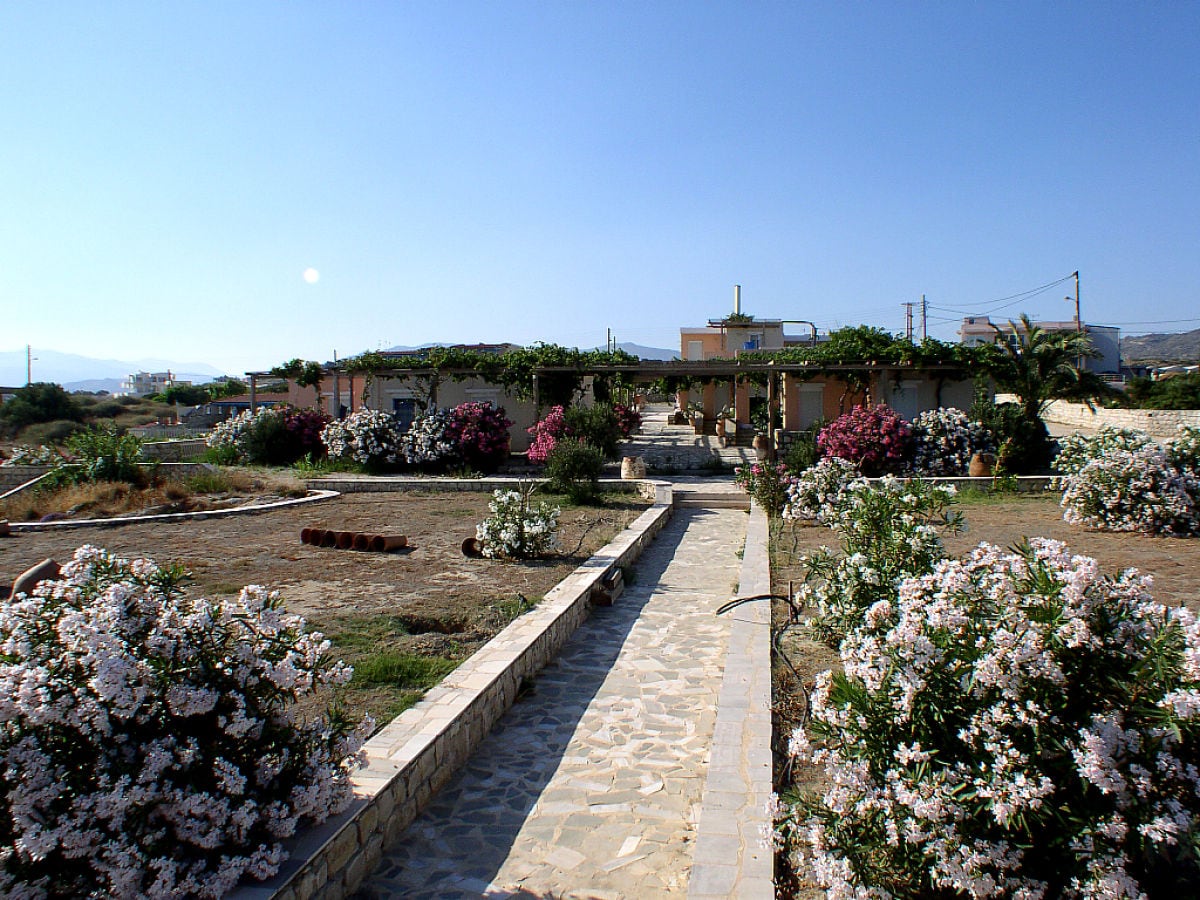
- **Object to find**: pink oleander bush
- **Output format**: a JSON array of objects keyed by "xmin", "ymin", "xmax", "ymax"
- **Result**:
[
  {"xmin": 780, "ymin": 537, "xmax": 1200, "ymax": 898},
  {"xmin": 526, "ymin": 406, "xmax": 568, "ymax": 464},
  {"xmin": 445, "ymin": 401, "xmax": 513, "ymax": 473},
  {"xmin": 0, "ymin": 546, "xmax": 370, "ymax": 898},
  {"xmin": 611, "ymin": 402, "xmax": 641, "ymax": 439},
  {"xmin": 818, "ymin": 404, "xmax": 912, "ymax": 477},
  {"xmin": 733, "ymin": 461, "xmax": 793, "ymax": 517}
]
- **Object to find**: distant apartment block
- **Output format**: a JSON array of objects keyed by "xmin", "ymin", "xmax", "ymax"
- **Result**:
[
  {"xmin": 119, "ymin": 371, "xmax": 190, "ymax": 397},
  {"xmin": 958, "ymin": 316, "xmax": 1121, "ymax": 374}
]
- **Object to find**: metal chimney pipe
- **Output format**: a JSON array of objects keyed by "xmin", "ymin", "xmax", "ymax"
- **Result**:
[{"xmin": 734, "ymin": 284, "xmax": 741, "ymax": 315}]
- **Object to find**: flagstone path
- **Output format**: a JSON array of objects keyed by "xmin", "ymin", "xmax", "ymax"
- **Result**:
[{"xmin": 356, "ymin": 505, "xmax": 748, "ymax": 899}]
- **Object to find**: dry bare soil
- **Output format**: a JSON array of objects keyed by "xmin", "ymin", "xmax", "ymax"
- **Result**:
[{"xmin": 0, "ymin": 489, "xmax": 649, "ymax": 725}]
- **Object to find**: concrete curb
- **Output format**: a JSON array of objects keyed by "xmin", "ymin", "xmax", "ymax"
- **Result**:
[{"xmin": 688, "ymin": 500, "xmax": 774, "ymax": 899}]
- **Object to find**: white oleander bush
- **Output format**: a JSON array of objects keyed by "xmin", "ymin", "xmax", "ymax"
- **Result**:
[
  {"xmin": 1060, "ymin": 445, "xmax": 1200, "ymax": 536},
  {"xmin": 476, "ymin": 486, "xmax": 560, "ymax": 559},
  {"xmin": 779, "ymin": 538, "xmax": 1200, "ymax": 898},
  {"xmin": 320, "ymin": 408, "xmax": 404, "ymax": 469},
  {"xmin": 0, "ymin": 545, "xmax": 370, "ymax": 898},
  {"xmin": 400, "ymin": 408, "xmax": 460, "ymax": 470},
  {"xmin": 1054, "ymin": 425, "xmax": 1155, "ymax": 478},
  {"xmin": 795, "ymin": 476, "xmax": 962, "ymax": 643},
  {"xmin": 909, "ymin": 407, "xmax": 994, "ymax": 476},
  {"xmin": 782, "ymin": 457, "xmax": 861, "ymax": 523}
]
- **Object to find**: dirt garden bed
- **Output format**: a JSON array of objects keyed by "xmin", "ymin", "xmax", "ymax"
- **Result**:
[
  {"xmin": 769, "ymin": 490, "xmax": 1200, "ymax": 898},
  {"xmin": 0, "ymin": 487, "xmax": 649, "ymax": 729}
]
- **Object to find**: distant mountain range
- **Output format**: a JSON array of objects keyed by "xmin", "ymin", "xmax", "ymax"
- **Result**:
[
  {"xmin": 0, "ymin": 348, "xmax": 228, "ymax": 393},
  {"xmin": 1122, "ymin": 329, "xmax": 1200, "ymax": 365}
]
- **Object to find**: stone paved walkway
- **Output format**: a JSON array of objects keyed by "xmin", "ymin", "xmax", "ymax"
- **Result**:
[{"xmin": 356, "ymin": 506, "xmax": 747, "ymax": 899}]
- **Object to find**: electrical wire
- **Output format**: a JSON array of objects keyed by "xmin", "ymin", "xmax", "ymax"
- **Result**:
[{"xmin": 927, "ymin": 272, "xmax": 1078, "ymax": 318}]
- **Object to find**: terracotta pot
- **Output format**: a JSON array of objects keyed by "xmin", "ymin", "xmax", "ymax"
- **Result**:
[
  {"xmin": 969, "ymin": 452, "xmax": 996, "ymax": 477},
  {"xmin": 335, "ymin": 531, "xmax": 355, "ymax": 550},
  {"xmin": 319, "ymin": 530, "xmax": 338, "ymax": 547},
  {"xmin": 351, "ymin": 532, "xmax": 371, "ymax": 551},
  {"xmin": 752, "ymin": 433, "xmax": 769, "ymax": 450},
  {"xmin": 300, "ymin": 527, "xmax": 321, "ymax": 545},
  {"xmin": 462, "ymin": 537, "xmax": 484, "ymax": 558}
]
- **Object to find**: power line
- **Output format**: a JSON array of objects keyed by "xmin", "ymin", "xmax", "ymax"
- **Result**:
[{"xmin": 929, "ymin": 272, "xmax": 1078, "ymax": 318}]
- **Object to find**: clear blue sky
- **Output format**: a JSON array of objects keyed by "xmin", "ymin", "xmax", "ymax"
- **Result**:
[{"xmin": 2, "ymin": 2, "xmax": 1197, "ymax": 375}]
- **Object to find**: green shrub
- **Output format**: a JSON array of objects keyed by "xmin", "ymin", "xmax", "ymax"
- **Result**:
[
  {"xmin": 0, "ymin": 382, "xmax": 83, "ymax": 432},
  {"xmin": 564, "ymin": 403, "xmax": 623, "ymax": 460},
  {"xmin": 18, "ymin": 419, "xmax": 87, "ymax": 445},
  {"xmin": 545, "ymin": 439, "xmax": 604, "ymax": 503},
  {"xmin": 85, "ymin": 400, "xmax": 126, "ymax": 419},
  {"xmin": 782, "ymin": 420, "xmax": 825, "ymax": 474},
  {"xmin": 65, "ymin": 424, "xmax": 146, "ymax": 485},
  {"xmin": 971, "ymin": 398, "xmax": 1053, "ymax": 474}
]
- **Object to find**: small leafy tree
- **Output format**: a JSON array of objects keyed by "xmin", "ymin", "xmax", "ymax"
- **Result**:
[{"xmin": 0, "ymin": 382, "xmax": 83, "ymax": 433}]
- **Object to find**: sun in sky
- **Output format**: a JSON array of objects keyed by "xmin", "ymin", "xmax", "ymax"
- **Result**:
[{"xmin": 302, "ymin": 267, "xmax": 320, "ymax": 284}]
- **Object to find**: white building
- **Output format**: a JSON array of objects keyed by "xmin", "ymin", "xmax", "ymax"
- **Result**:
[
  {"xmin": 119, "ymin": 371, "xmax": 189, "ymax": 397},
  {"xmin": 958, "ymin": 317, "xmax": 1121, "ymax": 375}
]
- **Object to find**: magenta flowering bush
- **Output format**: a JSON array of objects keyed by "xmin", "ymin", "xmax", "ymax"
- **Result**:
[
  {"xmin": 206, "ymin": 406, "xmax": 330, "ymax": 466},
  {"xmin": 446, "ymin": 401, "xmax": 513, "ymax": 473},
  {"xmin": 817, "ymin": 404, "xmax": 912, "ymax": 476},
  {"xmin": 611, "ymin": 402, "xmax": 642, "ymax": 438},
  {"xmin": 283, "ymin": 407, "xmax": 332, "ymax": 459},
  {"xmin": 733, "ymin": 462, "xmax": 793, "ymax": 516},
  {"xmin": 0, "ymin": 545, "xmax": 370, "ymax": 898},
  {"xmin": 526, "ymin": 406, "xmax": 569, "ymax": 464},
  {"xmin": 780, "ymin": 538, "xmax": 1200, "ymax": 897}
]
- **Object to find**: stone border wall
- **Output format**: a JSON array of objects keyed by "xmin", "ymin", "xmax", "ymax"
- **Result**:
[
  {"xmin": 229, "ymin": 488, "xmax": 675, "ymax": 900},
  {"xmin": 1042, "ymin": 400, "xmax": 1200, "ymax": 438},
  {"xmin": 688, "ymin": 500, "xmax": 774, "ymax": 899}
]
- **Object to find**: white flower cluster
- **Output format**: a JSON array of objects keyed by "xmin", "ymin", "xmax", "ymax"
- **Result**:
[
  {"xmin": 782, "ymin": 457, "xmax": 861, "ymax": 522},
  {"xmin": 1058, "ymin": 426, "xmax": 1200, "ymax": 535},
  {"xmin": 783, "ymin": 537, "xmax": 1200, "ymax": 898},
  {"xmin": 320, "ymin": 409, "xmax": 403, "ymax": 467},
  {"xmin": 1054, "ymin": 425, "xmax": 1155, "ymax": 477},
  {"xmin": 476, "ymin": 488, "xmax": 560, "ymax": 559},
  {"xmin": 205, "ymin": 407, "xmax": 281, "ymax": 458},
  {"xmin": 795, "ymin": 475, "xmax": 961, "ymax": 642},
  {"xmin": 0, "ymin": 545, "xmax": 371, "ymax": 898},
  {"xmin": 400, "ymin": 408, "xmax": 460, "ymax": 468},
  {"xmin": 0, "ymin": 445, "xmax": 62, "ymax": 467},
  {"xmin": 909, "ymin": 407, "xmax": 994, "ymax": 476}
]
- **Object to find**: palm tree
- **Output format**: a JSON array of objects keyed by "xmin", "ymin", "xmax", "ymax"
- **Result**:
[{"xmin": 984, "ymin": 314, "xmax": 1112, "ymax": 426}]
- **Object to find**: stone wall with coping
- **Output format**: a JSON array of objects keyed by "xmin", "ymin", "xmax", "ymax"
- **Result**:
[
  {"xmin": 1042, "ymin": 400, "xmax": 1200, "ymax": 438},
  {"xmin": 0, "ymin": 466, "xmax": 51, "ymax": 493},
  {"xmin": 141, "ymin": 438, "xmax": 209, "ymax": 461},
  {"xmin": 229, "ymin": 488, "xmax": 674, "ymax": 900}
]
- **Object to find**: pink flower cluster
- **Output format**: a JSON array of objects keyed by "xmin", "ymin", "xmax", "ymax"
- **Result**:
[
  {"xmin": 611, "ymin": 402, "xmax": 642, "ymax": 438},
  {"xmin": 446, "ymin": 401, "xmax": 513, "ymax": 473},
  {"xmin": 817, "ymin": 404, "xmax": 912, "ymax": 476},
  {"xmin": 526, "ymin": 405, "xmax": 568, "ymax": 463}
]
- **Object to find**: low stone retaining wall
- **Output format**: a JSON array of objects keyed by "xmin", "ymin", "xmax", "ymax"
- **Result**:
[
  {"xmin": 141, "ymin": 438, "xmax": 209, "ymax": 461},
  {"xmin": 309, "ymin": 475, "xmax": 668, "ymax": 504},
  {"xmin": 230, "ymin": 489, "xmax": 675, "ymax": 900},
  {"xmin": 0, "ymin": 466, "xmax": 51, "ymax": 493},
  {"xmin": 1043, "ymin": 401, "xmax": 1200, "ymax": 438}
]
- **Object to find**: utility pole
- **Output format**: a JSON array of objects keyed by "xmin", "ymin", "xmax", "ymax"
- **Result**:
[
  {"xmin": 26, "ymin": 345, "xmax": 35, "ymax": 385},
  {"xmin": 903, "ymin": 302, "xmax": 914, "ymax": 341},
  {"xmin": 921, "ymin": 294, "xmax": 928, "ymax": 341}
]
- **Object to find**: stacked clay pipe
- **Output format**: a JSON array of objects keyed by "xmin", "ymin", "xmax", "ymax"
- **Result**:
[{"xmin": 300, "ymin": 527, "xmax": 407, "ymax": 552}]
